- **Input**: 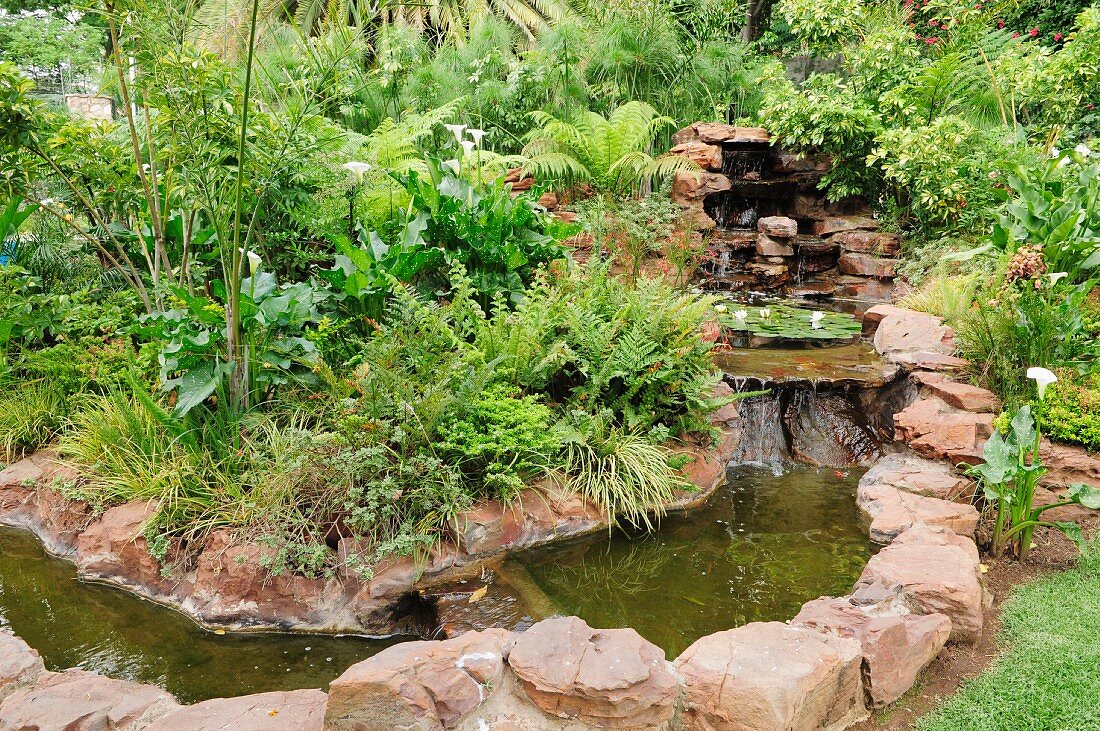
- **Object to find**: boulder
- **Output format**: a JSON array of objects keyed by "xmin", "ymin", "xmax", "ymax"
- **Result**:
[
  {"xmin": 854, "ymin": 526, "xmax": 984, "ymax": 641},
  {"xmin": 832, "ymin": 231, "xmax": 901, "ymax": 257},
  {"xmin": 668, "ymin": 142, "xmax": 723, "ymax": 170},
  {"xmin": 912, "ymin": 372, "xmax": 999, "ymax": 413},
  {"xmin": 812, "ymin": 216, "xmax": 880, "ymax": 236},
  {"xmin": 857, "ymin": 481, "xmax": 979, "ymax": 544},
  {"xmin": 757, "ymin": 216, "xmax": 798, "ymax": 238},
  {"xmin": 860, "ymin": 453, "xmax": 970, "ymax": 501},
  {"xmin": 833, "ymin": 276, "xmax": 896, "ymax": 304},
  {"xmin": 0, "ymin": 669, "xmax": 178, "ymax": 730},
  {"xmin": 744, "ymin": 262, "xmax": 789, "ymax": 284},
  {"xmin": 838, "ymin": 253, "xmax": 898, "ymax": 280},
  {"xmin": 793, "ymin": 586, "xmax": 951, "ymax": 708},
  {"xmin": 76, "ymin": 500, "xmax": 179, "ymax": 594},
  {"xmin": 755, "ymin": 234, "xmax": 794, "ymax": 257},
  {"xmin": 0, "ymin": 633, "xmax": 44, "ymax": 702},
  {"xmin": 673, "ymin": 622, "xmax": 866, "ymax": 731},
  {"xmin": 325, "ymin": 628, "xmax": 514, "ymax": 730},
  {"xmin": 1041, "ymin": 442, "xmax": 1100, "ymax": 488},
  {"xmin": 145, "ymin": 690, "xmax": 327, "ymax": 731},
  {"xmin": 894, "ymin": 397, "xmax": 993, "ymax": 465},
  {"xmin": 671, "ymin": 171, "xmax": 731, "ymax": 204},
  {"xmin": 672, "ymin": 123, "xmax": 770, "ymax": 146},
  {"xmin": 861, "ymin": 305, "xmax": 955, "ymax": 358},
  {"xmin": 508, "ymin": 616, "xmax": 679, "ymax": 729}
]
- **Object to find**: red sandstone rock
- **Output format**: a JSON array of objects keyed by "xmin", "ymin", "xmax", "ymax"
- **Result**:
[
  {"xmin": 857, "ymin": 481, "xmax": 979, "ymax": 544},
  {"xmin": 669, "ymin": 141, "xmax": 723, "ymax": 170},
  {"xmin": 889, "ymin": 351, "xmax": 971, "ymax": 372},
  {"xmin": 76, "ymin": 500, "xmax": 181, "ymax": 595},
  {"xmin": 832, "ymin": 231, "xmax": 901, "ymax": 257},
  {"xmin": 145, "ymin": 690, "xmax": 326, "ymax": 731},
  {"xmin": 793, "ymin": 588, "xmax": 951, "ymax": 708},
  {"xmin": 509, "ymin": 616, "xmax": 678, "ymax": 728},
  {"xmin": 755, "ymin": 233, "xmax": 794, "ymax": 257},
  {"xmin": 812, "ymin": 216, "xmax": 880, "ymax": 236},
  {"xmin": 860, "ymin": 453, "xmax": 970, "ymax": 501},
  {"xmin": 672, "ymin": 123, "xmax": 770, "ymax": 146},
  {"xmin": 0, "ymin": 669, "xmax": 178, "ymax": 730},
  {"xmin": 0, "ymin": 633, "xmax": 44, "ymax": 702},
  {"xmin": 912, "ymin": 372, "xmax": 999, "ymax": 413},
  {"xmin": 671, "ymin": 170, "xmax": 731, "ymax": 203},
  {"xmin": 838, "ymin": 252, "xmax": 898, "ymax": 279},
  {"xmin": 324, "ymin": 628, "xmax": 514, "ymax": 730},
  {"xmin": 674, "ymin": 622, "xmax": 866, "ymax": 731},
  {"xmin": 833, "ymin": 276, "xmax": 896, "ymax": 303},
  {"xmin": 894, "ymin": 397, "xmax": 993, "ymax": 465},
  {"xmin": 1041, "ymin": 442, "xmax": 1100, "ymax": 488},
  {"xmin": 855, "ymin": 526, "xmax": 984, "ymax": 641},
  {"xmin": 862, "ymin": 305, "xmax": 955, "ymax": 362},
  {"xmin": 757, "ymin": 216, "xmax": 798, "ymax": 238}
]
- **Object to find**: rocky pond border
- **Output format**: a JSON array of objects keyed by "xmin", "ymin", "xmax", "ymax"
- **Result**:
[{"xmin": 3, "ymin": 305, "xmax": 1098, "ymax": 730}]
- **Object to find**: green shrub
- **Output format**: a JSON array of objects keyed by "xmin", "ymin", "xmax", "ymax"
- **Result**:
[
  {"xmin": 1039, "ymin": 368, "xmax": 1100, "ymax": 451},
  {"xmin": 0, "ymin": 384, "xmax": 66, "ymax": 461}
]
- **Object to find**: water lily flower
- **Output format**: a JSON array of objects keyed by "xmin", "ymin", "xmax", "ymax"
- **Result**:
[
  {"xmin": 1027, "ymin": 367, "xmax": 1058, "ymax": 400},
  {"xmin": 342, "ymin": 161, "xmax": 372, "ymax": 183},
  {"xmin": 809, "ymin": 311, "xmax": 825, "ymax": 329},
  {"xmin": 444, "ymin": 124, "xmax": 466, "ymax": 146},
  {"xmin": 734, "ymin": 309, "xmax": 748, "ymax": 320},
  {"xmin": 1048, "ymin": 272, "xmax": 1068, "ymax": 285},
  {"xmin": 467, "ymin": 128, "xmax": 487, "ymax": 146},
  {"xmin": 759, "ymin": 308, "xmax": 771, "ymax": 318},
  {"xmin": 460, "ymin": 139, "xmax": 476, "ymax": 157},
  {"xmin": 713, "ymin": 304, "xmax": 728, "ymax": 313}
]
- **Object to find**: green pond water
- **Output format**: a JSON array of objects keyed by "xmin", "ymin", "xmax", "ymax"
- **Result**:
[
  {"xmin": 0, "ymin": 465, "xmax": 874, "ymax": 701},
  {"xmin": 508, "ymin": 465, "xmax": 876, "ymax": 658}
]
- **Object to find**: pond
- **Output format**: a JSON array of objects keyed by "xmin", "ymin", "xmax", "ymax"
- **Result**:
[{"xmin": 0, "ymin": 465, "xmax": 874, "ymax": 701}]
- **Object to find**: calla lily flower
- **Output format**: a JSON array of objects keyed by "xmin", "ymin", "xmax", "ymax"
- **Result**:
[
  {"xmin": 239, "ymin": 248, "xmax": 261, "ymax": 275},
  {"xmin": 467, "ymin": 128, "xmax": 487, "ymax": 146},
  {"xmin": 1027, "ymin": 367, "xmax": 1058, "ymax": 400},
  {"xmin": 442, "ymin": 159, "xmax": 461, "ymax": 176},
  {"xmin": 460, "ymin": 139, "xmax": 476, "ymax": 157},
  {"xmin": 445, "ymin": 124, "xmax": 466, "ymax": 146},
  {"xmin": 342, "ymin": 161, "xmax": 372, "ymax": 183},
  {"xmin": 809, "ymin": 311, "xmax": 825, "ymax": 329},
  {"xmin": 1048, "ymin": 272, "xmax": 1068, "ymax": 285}
]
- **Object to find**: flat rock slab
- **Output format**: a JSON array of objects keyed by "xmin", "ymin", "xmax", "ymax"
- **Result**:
[
  {"xmin": 854, "ymin": 526, "xmax": 984, "ymax": 642},
  {"xmin": 0, "ymin": 669, "xmax": 178, "ymax": 731},
  {"xmin": 758, "ymin": 216, "xmax": 798, "ymax": 237},
  {"xmin": 861, "ymin": 453, "xmax": 970, "ymax": 500},
  {"xmin": 793, "ymin": 587, "xmax": 951, "ymax": 708},
  {"xmin": 0, "ymin": 633, "xmax": 44, "ymax": 703},
  {"xmin": 857, "ymin": 482, "xmax": 979, "ymax": 544},
  {"xmin": 673, "ymin": 622, "xmax": 866, "ymax": 731},
  {"xmin": 838, "ymin": 252, "xmax": 898, "ymax": 279},
  {"xmin": 894, "ymin": 397, "xmax": 993, "ymax": 465},
  {"xmin": 145, "ymin": 690, "xmax": 327, "ymax": 731},
  {"xmin": 325, "ymin": 628, "xmax": 514, "ymax": 731},
  {"xmin": 509, "ymin": 616, "xmax": 679, "ymax": 729},
  {"xmin": 862, "ymin": 305, "xmax": 955, "ymax": 361},
  {"xmin": 668, "ymin": 142, "xmax": 723, "ymax": 170},
  {"xmin": 912, "ymin": 372, "xmax": 999, "ymax": 413}
]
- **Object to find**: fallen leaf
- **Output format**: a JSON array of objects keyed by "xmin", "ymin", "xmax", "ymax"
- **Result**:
[
  {"xmin": 268, "ymin": 710, "xmax": 279, "ymax": 717},
  {"xmin": 468, "ymin": 585, "xmax": 488, "ymax": 603},
  {"xmin": 214, "ymin": 629, "xmax": 226, "ymax": 635},
  {"xmin": 979, "ymin": 563, "xmax": 988, "ymax": 574}
]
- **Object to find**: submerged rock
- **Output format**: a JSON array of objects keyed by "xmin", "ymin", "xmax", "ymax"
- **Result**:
[
  {"xmin": 674, "ymin": 622, "xmax": 866, "ymax": 731},
  {"xmin": 508, "ymin": 616, "xmax": 679, "ymax": 729}
]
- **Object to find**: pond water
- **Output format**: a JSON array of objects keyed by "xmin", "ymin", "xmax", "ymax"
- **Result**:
[
  {"xmin": 0, "ymin": 527, "xmax": 402, "ymax": 703},
  {"xmin": 508, "ymin": 465, "xmax": 876, "ymax": 658},
  {"xmin": 0, "ymin": 465, "xmax": 874, "ymax": 701}
]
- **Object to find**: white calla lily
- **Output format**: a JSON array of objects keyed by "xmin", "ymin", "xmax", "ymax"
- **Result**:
[
  {"xmin": 444, "ymin": 124, "xmax": 466, "ymax": 146},
  {"xmin": 467, "ymin": 128, "xmax": 487, "ymax": 146},
  {"xmin": 460, "ymin": 139, "xmax": 476, "ymax": 157},
  {"xmin": 239, "ymin": 248, "xmax": 261, "ymax": 276},
  {"xmin": 342, "ymin": 161, "xmax": 372, "ymax": 183},
  {"xmin": 1048, "ymin": 272, "xmax": 1068, "ymax": 285},
  {"xmin": 1026, "ymin": 367, "xmax": 1058, "ymax": 400}
]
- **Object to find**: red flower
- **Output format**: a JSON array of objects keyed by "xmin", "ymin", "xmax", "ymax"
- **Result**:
[
  {"xmin": 1029, "ymin": 27, "xmax": 1039, "ymax": 37},
  {"xmin": 1054, "ymin": 32, "xmax": 1063, "ymax": 41},
  {"xmin": 926, "ymin": 36, "xmax": 938, "ymax": 44},
  {"xmin": 929, "ymin": 18, "xmax": 938, "ymax": 25},
  {"xmin": 1012, "ymin": 31, "xmax": 1020, "ymax": 38},
  {"xmin": 975, "ymin": 2, "xmax": 982, "ymax": 8},
  {"xmin": 997, "ymin": 20, "xmax": 1005, "ymax": 28}
]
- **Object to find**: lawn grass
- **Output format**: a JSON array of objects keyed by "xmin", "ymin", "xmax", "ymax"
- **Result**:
[{"xmin": 915, "ymin": 545, "xmax": 1100, "ymax": 731}]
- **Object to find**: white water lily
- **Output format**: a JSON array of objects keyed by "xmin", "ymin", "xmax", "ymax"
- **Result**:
[
  {"xmin": 460, "ymin": 139, "xmax": 476, "ymax": 157},
  {"xmin": 444, "ymin": 124, "xmax": 466, "ymax": 146},
  {"xmin": 713, "ymin": 304, "xmax": 728, "ymax": 313},
  {"xmin": 1027, "ymin": 367, "xmax": 1058, "ymax": 400},
  {"xmin": 1048, "ymin": 271, "xmax": 1069, "ymax": 285},
  {"xmin": 809, "ymin": 310, "xmax": 825, "ymax": 329},
  {"xmin": 759, "ymin": 308, "xmax": 771, "ymax": 318},
  {"xmin": 733, "ymin": 309, "xmax": 748, "ymax": 320},
  {"xmin": 342, "ymin": 161, "xmax": 372, "ymax": 183},
  {"xmin": 467, "ymin": 128, "xmax": 487, "ymax": 146}
]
